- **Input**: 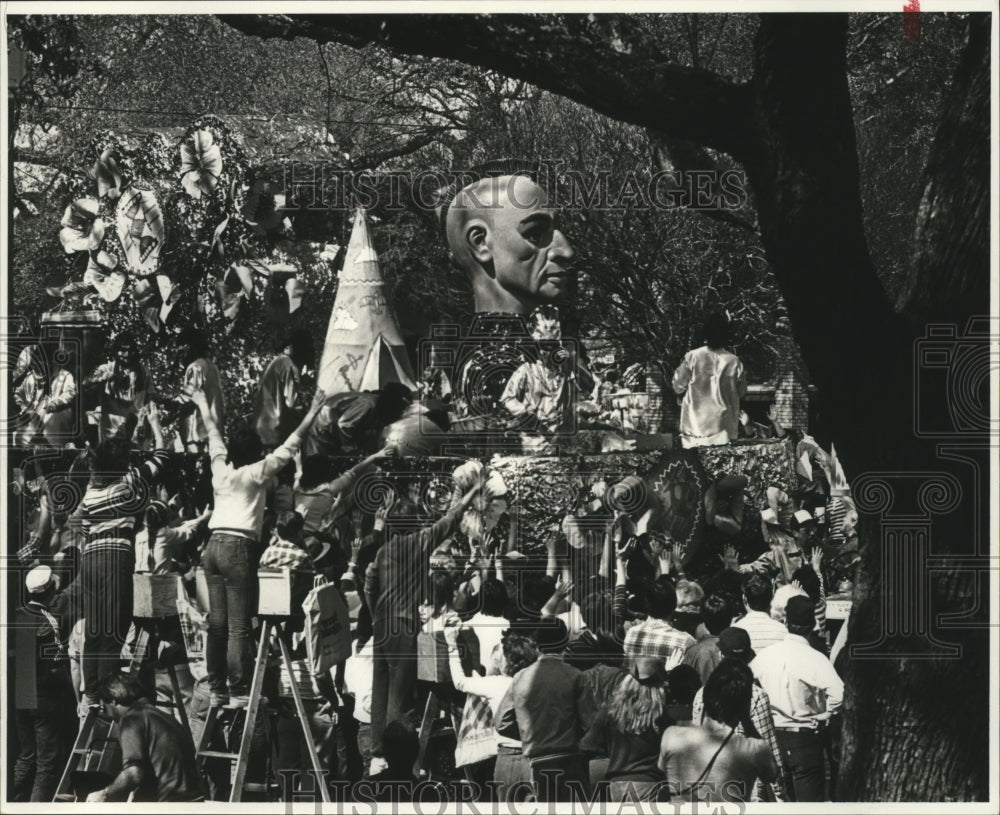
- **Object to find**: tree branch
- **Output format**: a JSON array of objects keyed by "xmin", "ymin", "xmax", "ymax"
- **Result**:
[{"xmin": 218, "ymin": 13, "xmax": 755, "ymax": 159}]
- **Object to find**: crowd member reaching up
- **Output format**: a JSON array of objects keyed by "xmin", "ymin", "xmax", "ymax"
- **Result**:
[
  {"xmin": 366, "ymin": 475, "xmax": 482, "ymax": 776},
  {"xmin": 189, "ymin": 384, "xmax": 327, "ymax": 708},
  {"xmin": 78, "ymin": 404, "xmax": 170, "ymax": 708}
]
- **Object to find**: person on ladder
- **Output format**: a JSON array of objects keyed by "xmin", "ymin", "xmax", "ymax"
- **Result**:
[
  {"xmin": 188, "ymin": 384, "xmax": 328, "ymax": 708},
  {"xmin": 85, "ymin": 672, "xmax": 204, "ymax": 803}
]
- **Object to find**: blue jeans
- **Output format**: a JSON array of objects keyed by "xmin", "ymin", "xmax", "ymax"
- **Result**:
[{"xmin": 203, "ymin": 533, "xmax": 257, "ymax": 697}]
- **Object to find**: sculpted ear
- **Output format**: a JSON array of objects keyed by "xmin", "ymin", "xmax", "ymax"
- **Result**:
[{"xmin": 465, "ymin": 220, "xmax": 491, "ymax": 266}]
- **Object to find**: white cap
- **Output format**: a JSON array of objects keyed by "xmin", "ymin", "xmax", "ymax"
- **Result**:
[
  {"xmin": 794, "ymin": 509, "xmax": 814, "ymax": 525},
  {"xmin": 25, "ymin": 565, "xmax": 53, "ymax": 595}
]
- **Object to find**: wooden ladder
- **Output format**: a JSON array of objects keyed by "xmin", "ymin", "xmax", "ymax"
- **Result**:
[
  {"xmin": 195, "ymin": 618, "xmax": 330, "ymax": 803},
  {"xmin": 52, "ymin": 625, "xmax": 188, "ymax": 802}
]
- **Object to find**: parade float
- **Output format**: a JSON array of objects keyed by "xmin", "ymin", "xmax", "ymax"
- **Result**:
[{"xmin": 30, "ymin": 119, "xmax": 803, "ymax": 584}]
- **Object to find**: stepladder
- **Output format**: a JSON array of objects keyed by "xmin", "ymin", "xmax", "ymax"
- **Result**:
[
  {"xmin": 194, "ymin": 617, "xmax": 331, "ymax": 803},
  {"xmin": 52, "ymin": 620, "xmax": 190, "ymax": 802}
]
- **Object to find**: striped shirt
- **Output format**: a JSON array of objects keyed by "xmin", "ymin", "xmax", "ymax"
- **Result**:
[
  {"xmin": 732, "ymin": 610, "xmax": 788, "ymax": 653},
  {"xmin": 79, "ymin": 451, "xmax": 170, "ymax": 556}
]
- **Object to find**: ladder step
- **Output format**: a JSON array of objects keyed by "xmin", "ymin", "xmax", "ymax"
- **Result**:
[
  {"xmin": 197, "ymin": 750, "xmax": 240, "ymax": 760},
  {"xmin": 54, "ymin": 794, "xmax": 76, "ymax": 801}
]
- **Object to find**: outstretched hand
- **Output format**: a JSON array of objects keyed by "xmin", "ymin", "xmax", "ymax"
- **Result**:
[{"xmin": 719, "ymin": 544, "xmax": 739, "ymax": 571}]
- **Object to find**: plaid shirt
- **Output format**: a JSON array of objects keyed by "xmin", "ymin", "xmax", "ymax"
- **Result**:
[
  {"xmin": 259, "ymin": 537, "xmax": 312, "ymax": 572},
  {"xmin": 623, "ymin": 617, "xmax": 695, "ymax": 669}
]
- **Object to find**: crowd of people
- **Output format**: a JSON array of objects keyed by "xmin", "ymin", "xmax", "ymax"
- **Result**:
[{"xmin": 9, "ymin": 315, "xmax": 859, "ymax": 805}]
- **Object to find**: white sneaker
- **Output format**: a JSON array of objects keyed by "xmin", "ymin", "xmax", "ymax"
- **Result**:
[{"xmin": 369, "ymin": 756, "xmax": 388, "ymax": 776}]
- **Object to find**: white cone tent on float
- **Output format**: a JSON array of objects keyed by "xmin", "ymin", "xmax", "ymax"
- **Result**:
[{"xmin": 316, "ymin": 208, "xmax": 417, "ymax": 395}]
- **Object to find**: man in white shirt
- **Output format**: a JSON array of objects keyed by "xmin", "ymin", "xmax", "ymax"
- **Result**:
[
  {"xmin": 732, "ymin": 573, "xmax": 787, "ymax": 652},
  {"xmin": 750, "ymin": 596, "xmax": 843, "ymax": 802}
]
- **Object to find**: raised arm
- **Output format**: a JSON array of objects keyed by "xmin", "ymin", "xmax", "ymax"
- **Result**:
[{"xmin": 253, "ymin": 388, "xmax": 328, "ymax": 482}]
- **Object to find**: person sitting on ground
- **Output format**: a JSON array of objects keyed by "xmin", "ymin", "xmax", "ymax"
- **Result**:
[
  {"xmin": 580, "ymin": 657, "xmax": 670, "ymax": 802},
  {"xmin": 683, "ymin": 594, "xmax": 732, "ymax": 684},
  {"xmin": 86, "ymin": 671, "xmax": 204, "ymax": 803},
  {"xmin": 659, "ymin": 659, "xmax": 778, "ymax": 804}
]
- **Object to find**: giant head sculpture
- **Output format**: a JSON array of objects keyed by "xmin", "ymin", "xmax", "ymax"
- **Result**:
[{"xmin": 440, "ymin": 164, "xmax": 575, "ymax": 315}]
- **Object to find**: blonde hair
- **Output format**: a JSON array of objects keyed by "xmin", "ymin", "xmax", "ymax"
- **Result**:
[
  {"xmin": 605, "ymin": 672, "xmax": 667, "ymax": 735},
  {"xmin": 771, "ymin": 583, "xmax": 807, "ymax": 624}
]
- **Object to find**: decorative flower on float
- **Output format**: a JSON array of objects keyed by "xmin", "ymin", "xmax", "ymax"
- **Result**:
[
  {"xmin": 59, "ymin": 198, "xmax": 105, "ymax": 253},
  {"xmin": 179, "ymin": 129, "xmax": 223, "ymax": 200},
  {"xmin": 90, "ymin": 148, "xmax": 125, "ymax": 201},
  {"xmin": 452, "ymin": 459, "xmax": 509, "ymax": 545},
  {"xmin": 83, "ymin": 250, "xmax": 126, "ymax": 302}
]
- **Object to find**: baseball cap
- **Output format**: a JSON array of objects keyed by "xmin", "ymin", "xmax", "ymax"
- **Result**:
[
  {"xmin": 786, "ymin": 595, "xmax": 816, "ymax": 628},
  {"xmin": 718, "ymin": 627, "xmax": 756, "ymax": 661},
  {"xmin": 25, "ymin": 565, "xmax": 54, "ymax": 595}
]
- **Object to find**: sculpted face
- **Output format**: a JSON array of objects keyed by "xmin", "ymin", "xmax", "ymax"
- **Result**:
[{"xmin": 447, "ymin": 174, "xmax": 575, "ymax": 314}]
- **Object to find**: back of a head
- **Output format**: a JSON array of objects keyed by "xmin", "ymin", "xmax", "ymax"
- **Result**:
[
  {"xmin": 701, "ymin": 593, "xmax": 733, "ymax": 636},
  {"xmin": 701, "ymin": 310, "xmax": 731, "ymax": 350},
  {"xmin": 608, "ymin": 667, "xmax": 668, "ymax": 735},
  {"xmin": 479, "ymin": 577, "xmax": 508, "ymax": 618},
  {"xmin": 791, "ymin": 565, "xmax": 821, "ymax": 601},
  {"xmin": 284, "ymin": 328, "xmax": 315, "ymax": 369},
  {"xmin": 299, "ymin": 455, "xmax": 333, "ymax": 492},
  {"xmin": 382, "ymin": 720, "xmax": 419, "ymax": 771},
  {"xmin": 580, "ymin": 589, "xmax": 613, "ymax": 634},
  {"xmin": 703, "ymin": 659, "xmax": 753, "ymax": 728},
  {"xmin": 93, "ymin": 437, "xmax": 132, "ymax": 476},
  {"xmin": 532, "ymin": 617, "xmax": 570, "ymax": 654},
  {"xmin": 742, "ymin": 572, "xmax": 773, "ymax": 612},
  {"xmin": 501, "ymin": 630, "xmax": 540, "ymax": 677},
  {"xmin": 667, "ymin": 664, "xmax": 702, "ymax": 706},
  {"xmin": 228, "ymin": 426, "xmax": 263, "ymax": 469},
  {"xmin": 98, "ymin": 671, "xmax": 146, "ymax": 707},
  {"xmin": 645, "ymin": 578, "xmax": 678, "ymax": 621},
  {"xmin": 771, "ymin": 583, "xmax": 807, "ymax": 624},
  {"xmin": 275, "ymin": 510, "xmax": 305, "ymax": 542},
  {"xmin": 430, "ymin": 570, "xmax": 455, "ymax": 615},
  {"xmin": 385, "ymin": 498, "xmax": 421, "ymax": 536},
  {"xmin": 521, "ymin": 573, "xmax": 556, "ymax": 617}
]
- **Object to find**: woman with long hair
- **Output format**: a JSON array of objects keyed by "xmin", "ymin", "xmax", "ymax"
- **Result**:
[{"xmin": 581, "ymin": 657, "xmax": 670, "ymax": 802}]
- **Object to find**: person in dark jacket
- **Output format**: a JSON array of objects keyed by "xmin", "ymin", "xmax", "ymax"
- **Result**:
[{"xmin": 365, "ymin": 478, "xmax": 481, "ymax": 774}]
